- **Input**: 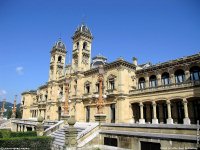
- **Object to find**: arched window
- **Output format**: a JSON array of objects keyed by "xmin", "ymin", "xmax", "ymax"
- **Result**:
[
  {"xmin": 161, "ymin": 72, "xmax": 170, "ymax": 85},
  {"xmin": 76, "ymin": 42, "xmax": 79, "ymax": 49},
  {"xmin": 175, "ymin": 69, "xmax": 185, "ymax": 83},
  {"xmin": 190, "ymin": 66, "xmax": 200, "ymax": 81},
  {"xmin": 58, "ymin": 56, "xmax": 62, "ymax": 63},
  {"xmin": 138, "ymin": 77, "xmax": 145, "ymax": 89},
  {"xmin": 149, "ymin": 75, "xmax": 157, "ymax": 87},
  {"xmin": 83, "ymin": 42, "xmax": 87, "ymax": 49}
]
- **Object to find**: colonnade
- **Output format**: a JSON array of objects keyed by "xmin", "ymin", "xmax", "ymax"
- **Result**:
[
  {"xmin": 16, "ymin": 124, "xmax": 35, "ymax": 132},
  {"xmin": 132, "ymin": 98, "xmax": 200, "ymax": 125}
]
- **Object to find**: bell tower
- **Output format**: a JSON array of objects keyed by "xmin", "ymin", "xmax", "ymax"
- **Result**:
[
  {"xmin": 49, "ymin": 38, "xmax": 67, "ymax": 81},
  {"xmin": 72, "ymin": 23, "xmax": 93, "ymax": 72}
]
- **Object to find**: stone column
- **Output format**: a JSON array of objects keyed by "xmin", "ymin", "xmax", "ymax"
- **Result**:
[
  {"xmin": 156, "ymin": 74, "xmax": 161, "ymax": 86},
  {"xmin": 145, "ymin": 76, "xmax": 149, "ymax": 88},
  {"xmin": 170, "ymin": 73, "xmax": 175, "ymax": 84},
  {"xmin": 32, "ymin": 126, "xmax": 35, "ymax": 131},
  {"xmin": 139, "ymin": 102, "xmax": 145, "ymax": 124},
  {"xmin": 183, "ymin": 99, "xmax": 190, "ymax": 125},
  {"xmin": 152, "ymin": 101, "xmax": 158, "ymax": 124},
  {"xmin": 24, "ymin": 125, "xmax": 27, "ymax": 132},
  {"xmin": 166, "ymin": 100, "xmax": 173, "ymax": 124},
  {"xmin": 185, "ymin": 70, "xmax": 190, "ymax": 81}
]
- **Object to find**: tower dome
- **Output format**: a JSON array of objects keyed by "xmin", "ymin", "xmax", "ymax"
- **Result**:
[
  {"xmin": 91, "ymin": 54, "xmax": 107, "ymax": 68},
  {"xmin": 53, "ymin": 38, "xmax": 66, "ymax": 50},
  {"xmin": 72, "ymin": 23, "xmax": 93, "ymax": 39}
]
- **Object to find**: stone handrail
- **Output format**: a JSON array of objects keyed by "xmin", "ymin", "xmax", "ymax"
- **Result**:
[
  {"xmin": 130, "ymin": 80, "xmax": 200, "ymax": 94},
  {"xmin": 77, "ymin": 123, "xmax": 98, "ymax": 140},
  {"xmin": 44, "ymin": 120, "xmax": 64, "ymax": 136}
]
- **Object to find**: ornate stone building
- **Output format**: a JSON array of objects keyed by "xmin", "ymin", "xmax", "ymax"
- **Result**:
[{"xmin": 21, "ymin": 23, "xmax": 200, "ymax": 126}]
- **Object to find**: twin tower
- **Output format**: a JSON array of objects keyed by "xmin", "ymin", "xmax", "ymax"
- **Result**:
[{"xmin": 49, "ymin": 24, "xmax": 93, "ymax": 81}]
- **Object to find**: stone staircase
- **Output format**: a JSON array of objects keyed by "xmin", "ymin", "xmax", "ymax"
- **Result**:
[{"xmin": 50, "ymin": 122, "xmax": 98, "ymax": 149}]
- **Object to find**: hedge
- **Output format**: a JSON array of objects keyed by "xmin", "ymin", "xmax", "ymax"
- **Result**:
[
  {"xmin": 0, "ymin": 136, "xmax": 53, "ymax": 150},
  {"xmin": 0, "ymin": 129, "xmax": 11, "ymax": 138},
  {"xmin": 10, "ymin": 131, "xmax": 37, "ymax": 137}
]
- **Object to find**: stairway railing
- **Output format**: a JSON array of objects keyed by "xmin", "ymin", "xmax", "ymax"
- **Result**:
[{"xmin": 44, "ymin": 120, "xmax": 64, "ymax": 136}]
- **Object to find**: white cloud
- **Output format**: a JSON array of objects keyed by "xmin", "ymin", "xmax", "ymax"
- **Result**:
[
  {"xmin": 0, "ymin": 90, "xmax": 7, "ymax": 96},
  {"xmin": 16, "ymin": 66, "xmax": 24, "ymax": 75}
]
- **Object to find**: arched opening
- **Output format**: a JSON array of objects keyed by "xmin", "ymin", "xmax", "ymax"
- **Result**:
[
  {"xmin": 143, "ymin": 101, "xmax": 153, "ymax": 123},
  {"xmin": 156, "ymin": 100, "xmax": 167, "ymax": 123},
  {"xmin": 131, "ymin": 103, "xmax": 140, "ymax": 123},
  {"xmin": 161, "ymin": 72, "xmax": 170, "ymax": 85},
  {"xmin": 190, "ymin": 66, "xmax": 200, "ymax": 81},
  {"xmin": 83, "ymin": 42, "xmax": 87, "ymax": 49},
  {"xmin": 187, "ymin": 97, "xmax": 200, "ymax": 124},
  {"xmin": 149, "ymin": 75, "xmax": 157, "ymax": 87},
  {"xmin": 58, "ymin": 56, "xmax": 62, "ymax": 63},
  {"xmin": 138, "ymin": 77, "xmax": 145, "ymax": 89},
  {"xmin": 76, "ymin": 42, "xmax": 79, "ymax": 49},
  {"xmin": 58, "ymin": 106, "xmax": 61, "ymax": 121},
  {"xmin": 175, "ymin": 69, "xmax": 185, "ymax": 83},
  {"xmin": 171, "ymin": 99, "xmax": 184, "ymax": 124}
]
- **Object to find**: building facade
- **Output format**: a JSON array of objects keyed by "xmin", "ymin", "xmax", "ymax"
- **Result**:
[{"xmin": 21, "ymin": 24, "xmax": 200, "ymax": 126}]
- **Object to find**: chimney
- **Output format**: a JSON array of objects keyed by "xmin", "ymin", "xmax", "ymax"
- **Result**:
[{"xmin": 132, "ymin": 57, "xmax": 138, "ymax": 66}]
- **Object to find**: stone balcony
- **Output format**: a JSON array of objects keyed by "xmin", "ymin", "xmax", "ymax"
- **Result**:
[{"xmin": 129, "ymin": 80, "xmax": 200, "ymax": 95}]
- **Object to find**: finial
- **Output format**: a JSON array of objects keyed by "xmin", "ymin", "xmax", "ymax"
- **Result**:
[
  {"xmin": 81, "ymin": 14, "xmax": 86, "ymax": 25},
  {"xmin": 15, "ymin": 95, "xmax": 17, "ymax": 101}
]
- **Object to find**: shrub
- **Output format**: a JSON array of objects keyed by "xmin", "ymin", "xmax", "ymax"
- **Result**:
[
  {"xmin": 0, "ymin": 132, "xmax": 3, "ymax": 138},
  {"xmin": 10, "ymin": 131, "xmax": 37, "ymax": 137},
  {"xmin": 0, "ymin": 129, "xmax": 11, "ymax": 138},
  {"xmin": 0, "ymin": 136, "xmax": 53, "ymax": 150}
]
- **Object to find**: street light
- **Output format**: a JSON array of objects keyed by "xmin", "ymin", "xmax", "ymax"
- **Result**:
[
  {"xmin": 63, "ymin": 78, "xmax": 70, "ymax": 115},
  {"xmin": 94, "ymin": 65, "xmax": 107, "ymax": 123}
]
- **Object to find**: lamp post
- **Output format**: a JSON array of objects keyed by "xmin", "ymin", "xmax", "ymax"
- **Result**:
[
  {"xmin": 61, "ymin": 78, "xmax": 71, "ymax": 122},
  {"xmin": 94, "ymin": 65, "xmax": 107, "ymax": 123},
  {"xmin": 11, "ymin": 95, "xmax": 17, "ymax": 118}
]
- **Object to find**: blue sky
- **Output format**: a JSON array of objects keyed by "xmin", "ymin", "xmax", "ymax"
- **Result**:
[{"xmin": 0, "ymin": 0, "xmax": 199, "ymax": 103}]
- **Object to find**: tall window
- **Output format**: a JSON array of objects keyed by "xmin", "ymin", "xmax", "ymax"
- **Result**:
[
  {"xmin": 149, "ymin": 75, "xmax": 157, "ymax": 87},
  {"xmin": 161, "ymin": 72, "xmax": 170, "ymax": 85},
  {"xmin": 83, "ymin": 42, "xmax": 87, "ymax": 49},
  {"xmin": 108, "ymin": 78, "xmax": 115, "ymax": 90},
  {"xmin": 96, "ymin": 83, "xmax": 99, "ymax": 92},
  {"xmin": 138, "ymin": 77, "xmax": 145, "ymax": 89},
  {"xmin": 58, "ymin": 56, "xmax": 62, "ymax": 63},
  {"xmin": 76, "ymin": 42, "xmax": 79, "ymax": 49},
  {"xmin": 190, "ymin": 66, "xmax": 200, "ymax": 81},
  {"xmin": 86, "ymin": 106, "xmax": 90, "ymax": 122},
  {"xmin": 85, "ymin": 84, "xmax": 90, "ymax": 94},
  {"xmin": 175, "ymin": 69, "xmax": 185, "ymax": 83}
]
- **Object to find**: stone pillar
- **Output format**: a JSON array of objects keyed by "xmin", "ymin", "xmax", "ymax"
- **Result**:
[
  {"xmin": 36, "ymin": 115, "xmax": 44, "ymax": 136},
  {"xmin": 32, "ymin": 126, "xmax": 35, "ymax": 131},
  {"xmin": 166, "ymin": 100, "xmax": 173, "ymax": 124},
  {"xmin": 139, "ymin": 102, "xmax": 145, "ymax": 124},
  {"xmin": 156, "ymin": 74, "xmax": 161, "ymax": 86},
  {"xmin": 170, "ymin": 74, "xmax": 175, "ymax": 84},
  {"xmin": 152, "ymin": 101, "xmax": 158, "ymax": 124},
  {"xmin": 145, "ymin": 76, "xmax": 149, "ymax": 88},
  {"xmin": 64, "ymin": 116, "xmax": 78, "ymax": 149},
  {"xmin": 24, "ymin": 125, "xmax": 27, "ymax": 132},
  {"xmin": 185, "ymin": 70, "xmax": 190, "ymax": 81},
  {"xmin": 183, "ymin": 99, "xmax": 190, "ymax": 125}
]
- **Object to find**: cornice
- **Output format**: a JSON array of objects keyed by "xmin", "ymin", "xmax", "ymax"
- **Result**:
[{"xmin": 136, "ymin": 53, "xmax": 200, "ymax": 75}]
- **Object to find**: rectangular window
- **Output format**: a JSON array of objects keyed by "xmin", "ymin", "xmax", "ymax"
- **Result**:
[
  {"xmin": 96, "ymin": 83, "xmax": 99, "ymax": 92},
  {"xmin": 109, "ymin": 79, "xmax": 115, "ymax": 90}
]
